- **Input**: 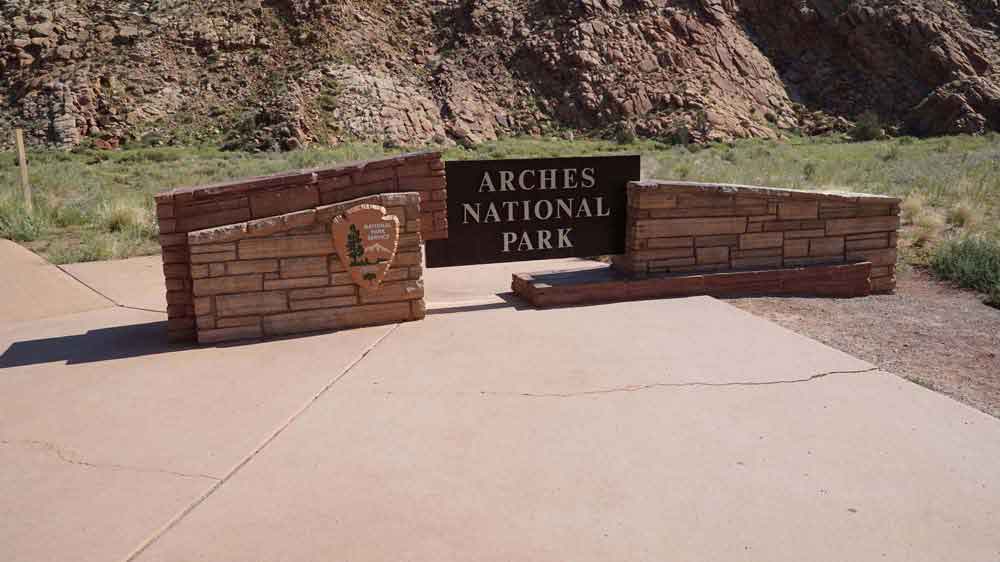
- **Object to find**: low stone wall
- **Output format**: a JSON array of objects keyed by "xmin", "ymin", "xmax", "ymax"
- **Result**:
[
  {"xmin": 513, "ymin": 262, "xmax": 873, "ymax": 308},
  {"xmin": 186, "ymin": 193, "xmax": 424, "ymax": 344},
  {"xmin": 614, "ymin": 181, "xmax": 901, "ymax": 293},
  {"xmin": 155, "ymin": 151, "xmax": 445, "ymax": 342}
]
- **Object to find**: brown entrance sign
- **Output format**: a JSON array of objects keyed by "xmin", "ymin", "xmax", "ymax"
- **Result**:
[
  {"xmin": 331, "ymin": 204, "xmax": 401, "ymax": 294},
  {"xmin": 426, "ymin": 155, "xmax": 641, "ymax": 267}
]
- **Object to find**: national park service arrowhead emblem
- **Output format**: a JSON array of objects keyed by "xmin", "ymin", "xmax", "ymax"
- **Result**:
[{"xmin": 331, "ymin": 204, "xmax": 400, "ymax": 294}]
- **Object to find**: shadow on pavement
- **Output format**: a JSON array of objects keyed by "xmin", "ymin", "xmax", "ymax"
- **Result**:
[
  {"xmin": 426, "ymin": 292, "xmax": 532, "ymax": 316},
  {"xmin": 2, "ymin": 292, "xmax": 535, "ymax": 368},
  {"xmin": 0, "ymin": 321, "xmax": 193, "ymax": 368}
]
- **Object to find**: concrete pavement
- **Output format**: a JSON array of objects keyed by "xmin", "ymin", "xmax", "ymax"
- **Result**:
[
  {"xmin": 423, "ymin": 257, "xmax": 604, "ymax": 309},
  {"xmin": 130, "ymin": 300, "xmax": 1000, "ymax": 562},
  {"xmin": 0, "ymin": 240, "xmax": 111, "ymax": 325},
  {"xmin": 1, "ymin": 248, "xmax": 999, "ymax": 562},
  {"xmin": 54, "ymin": 254, "xmax": 603, "ymax": 313},
  {"xmin": 0, "ymin": 304, "xmax": 397, "ymax": 562},
  {"xmin": 62, "ymin": 255, "xmax": 167, "ymax": 313}
]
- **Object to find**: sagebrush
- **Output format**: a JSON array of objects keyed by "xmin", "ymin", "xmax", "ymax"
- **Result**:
[{"xmin": 1, "ymin": 134, "xmax": 998, "ymax": 269}]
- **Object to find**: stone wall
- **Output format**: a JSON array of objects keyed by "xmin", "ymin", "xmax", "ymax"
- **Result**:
[
  {"xmin": 615, "ymin": 181, "xmax": 901, "ymax": 293},
  {"xmin": 186, "ymin": 193, "xmax": 424, "ymax": 344},
  {"xmin": 155, "ymin": 151, "xmax": 445, "ymax": 342}
]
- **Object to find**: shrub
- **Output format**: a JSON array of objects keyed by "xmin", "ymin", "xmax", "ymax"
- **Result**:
[
  {"xmin": 610, "ymin": 122, "xmax": 637, "ymax": 145},
  {"xmin": 317, "ymin": 93, "xmax": 338, "ymax": 112},
  {"xmin": 803, "ymin": 162, "xmax": 817, "ymax": 180},
  {"xmin": 47, "ymin": 235, "xmax": 114, "ymax": 264},
  {"xmin": 667, "ymin": 125, "xmax": 690, "ymax": 147},
  {"xmin": 900, "ymin": 192, "xmax": 926, "ymax": 224},
  {"xmin": 946, "ymin": 200, "xmax": 984, "ymax": 229},
  {"xmin": 96, "ymin": 200, "xmax": 155, "ymax": 238},
  {"xmin": 989, "ymin": 285, "xmax": 1000, "ymax": 308},
  {"xmin": 114, "ymin": 148, "xmax": 183, "ymax": 164},
  {"xmin": 52, "ymin": 205, "xmax": 90, "ymax": 228},
  {"xmin": 0, "ymin": 196, "xmax": 47, "ymax": 242},
  {"xmin": 911, "ymin": 210, "xmax": 945, "ymax": 247},
  {"xmin": 881, "ymin": 146, "xmax": 901, "ymax": 161},
  {"xmin": 850, "ymin": 111, "xmax": 883, "ymax": 141},
  {"xmin": 931, "ymin": 236, "xmax": 1000, "ymax": 304}
]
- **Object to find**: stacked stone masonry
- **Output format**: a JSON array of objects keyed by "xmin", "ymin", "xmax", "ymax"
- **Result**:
[
  {"xmin": 615, "ymin": 181, "xmax": 901, "ymax": 293},
  {"xmin": 155, "ymin": 151, "xmax": 445, "ymax": 342},
  {"xmin": 513, "ymin": 262, "xmax": 873, "ymax": 308},
  {"xmin": 185, "ymin": 193, "xmax": 425, "ymax": 344}
]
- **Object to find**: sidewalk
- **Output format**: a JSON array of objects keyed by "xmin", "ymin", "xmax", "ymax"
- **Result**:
[
  {"xmin": 0, "ymin": 240, "xmax": 111, "ymax": 325},
  {"xmin": 1, "ymin": 250, "xmax": 998, "ymax": 562}
]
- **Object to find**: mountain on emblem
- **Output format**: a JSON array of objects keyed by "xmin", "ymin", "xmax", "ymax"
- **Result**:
[
  {"xmin": 331, "ymin": 205, "xmax": 400, "ymax": 294},
  {"xmin": 364, "ymin": 243, "xmax": 394, "ymax": 261}
]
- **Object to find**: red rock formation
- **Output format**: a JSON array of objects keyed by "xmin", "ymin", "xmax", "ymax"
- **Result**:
[{"xmin": 1, "ymin": 0, "xmax": 996, "ymax": 148}]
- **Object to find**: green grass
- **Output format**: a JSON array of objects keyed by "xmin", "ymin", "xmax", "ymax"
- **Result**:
[
  {"xmin": 0, "ymin": 194, "xmax": 47, "ymax": 242},
  {"xmin": 0, "ymin": 143, "xmax": 392, "ymax": 263},
  {"xmin": 1, "ymin": 134, "xmax": 999, "ymax": 278},
  {"xmin": 639, "ymin": 134, "xmax": 1000, "ymax": 207},
  {"xmin": 931, "ymin": 237, "xmax": 1000, "ymax": 307}
]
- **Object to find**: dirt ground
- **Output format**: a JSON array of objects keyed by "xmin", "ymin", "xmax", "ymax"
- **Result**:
[{"xmin": 728, "ymin": 269, "xmax": 1000, "ymax": 419}]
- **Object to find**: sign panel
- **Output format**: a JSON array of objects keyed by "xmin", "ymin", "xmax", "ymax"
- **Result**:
[
  {"xmin": 426, "ymin": 155, "xmax": 640, "ymax": 267},
  {"xmin": 331, "ymin": 204, "xmax": 400, "ymax": 294}
]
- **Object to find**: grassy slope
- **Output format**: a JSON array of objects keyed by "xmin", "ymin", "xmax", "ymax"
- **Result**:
[{"xmin": 1, "ymin": 135, "xmax": 998, "ymax": 298}]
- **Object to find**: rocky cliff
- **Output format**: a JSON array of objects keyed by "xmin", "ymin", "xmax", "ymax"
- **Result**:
[{"xmin": 1, "ymin": 0, "xmax": 998, "ymax": 150}]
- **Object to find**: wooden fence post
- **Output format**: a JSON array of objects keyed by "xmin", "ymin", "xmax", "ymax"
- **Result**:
[{"xmin": 15, "ymin": 129, "xmax": 33, "ymax": 216}]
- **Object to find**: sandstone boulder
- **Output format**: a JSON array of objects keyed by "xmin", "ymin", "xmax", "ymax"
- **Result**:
[{"xmin": 907, "ymin": 76, "xmax": 1000, "ymax": 135}]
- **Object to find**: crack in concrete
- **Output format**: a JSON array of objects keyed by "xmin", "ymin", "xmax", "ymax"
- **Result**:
[
  {"xmin": 0, "ymin": 439, "xmax": 221, "ymax": 481},
  {"xmin": 56, "ymin": 265, "xmax": 168, "ymax": 315},
  {"xmin": 476, "ymin": 367, "xmax": 881, "ymax": 398},
  {"xmin": 120, "ymin": 322, "xmax": 402, "ymax": 562}
]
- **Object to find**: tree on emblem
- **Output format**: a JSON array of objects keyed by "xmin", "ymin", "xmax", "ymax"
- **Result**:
[{"xmin": 347, "ymin": 224, "xmax": 366, "ymax": 266}]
